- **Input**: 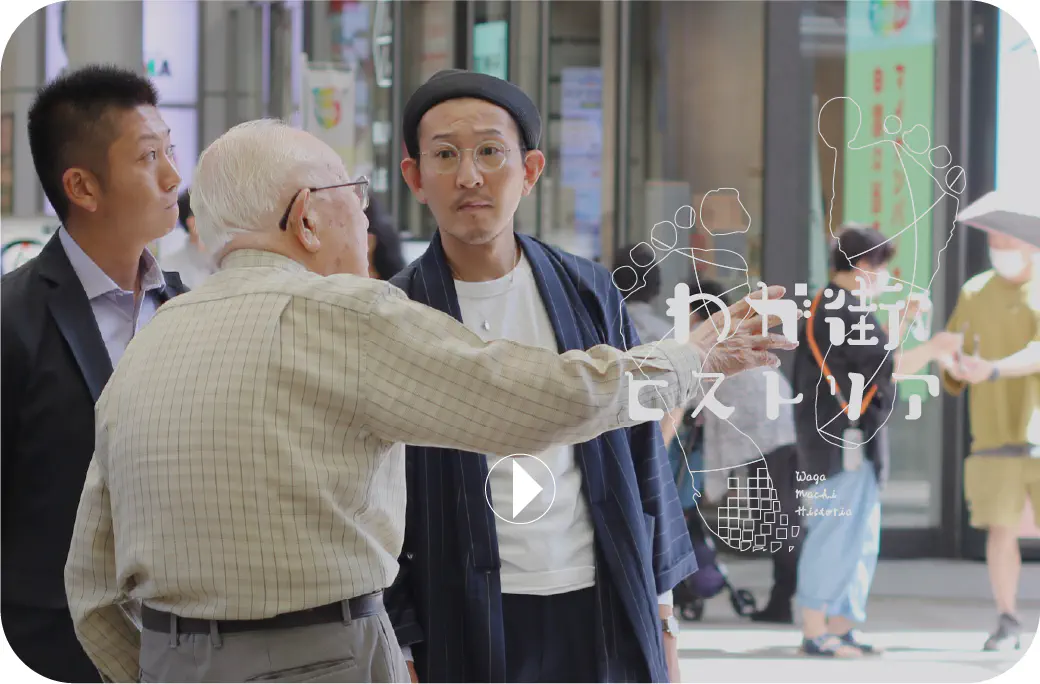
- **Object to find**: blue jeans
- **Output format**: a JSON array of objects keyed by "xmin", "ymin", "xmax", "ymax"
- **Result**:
[{"xmin": 794, "ymin": 465, "xmax": 881, "ymax": 624}]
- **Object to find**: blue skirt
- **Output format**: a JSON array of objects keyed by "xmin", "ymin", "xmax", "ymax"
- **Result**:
[{"xmin": 794, "ymin": 464, "xmax": 881, "ymax": 623}]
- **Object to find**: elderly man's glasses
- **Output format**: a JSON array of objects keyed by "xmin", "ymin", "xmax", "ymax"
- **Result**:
[
  {"xmin": 278, "ymin": 176, "xmax": 370, "ymax": 231},
  {"xmin": 419, "ymin": 141, "xmax": 511, "ymax": 175}
]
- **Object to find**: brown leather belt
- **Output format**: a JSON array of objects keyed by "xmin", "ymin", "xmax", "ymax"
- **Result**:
[{"xmin": 141, "ymin": 591, "xmax": 383, "ymax": 635}]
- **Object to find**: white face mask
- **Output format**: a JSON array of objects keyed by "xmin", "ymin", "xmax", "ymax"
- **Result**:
[
  {"xmin": 989, "ymin": 248, "xmax": 1029, "ymax": 279},
  {"xmin": 855, "ymin": 268, "xmax": 889, "ymax": 297},
  {"xmin": 873, "ymin": 268, "xmax": 891, "ymax": 293}
]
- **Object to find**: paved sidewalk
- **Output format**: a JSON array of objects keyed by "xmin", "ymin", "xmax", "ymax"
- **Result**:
[{"xmin": 675, "ymin": 558, "xmax": 1040, "ymax": 682}]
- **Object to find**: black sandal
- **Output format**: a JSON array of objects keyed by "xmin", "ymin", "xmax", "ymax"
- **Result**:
[
  {"xmin": 838, "ymin": 629, "xmax": 880, "ymax": 655},
  {"xmin": 800, "ymin": 635, "xmax": 862, "ymax": 658}
]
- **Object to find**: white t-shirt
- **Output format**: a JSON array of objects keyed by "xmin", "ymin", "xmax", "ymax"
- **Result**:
[{"xmin": 454, "ymin": 254, "xmax": 597, "ymax": 595}]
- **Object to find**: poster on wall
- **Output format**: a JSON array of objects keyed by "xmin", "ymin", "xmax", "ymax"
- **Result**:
[
  {"xmin": 843, "ymin": 0, "xmax": 936, "ymax": 297},
  {"xmin": 560, "ymin": 67, "xmax": 603, "ymax": 260},
  {"xmin": 996, "ymin": 10, "xmax": 1040, "ymax": 191},
  {"xmin": 302, "ymin": 63, "xmax": 357, "ymax": 170},
  {"xmin": 473, "ymin": 21, "xmax": 508, "ymax": 81}
]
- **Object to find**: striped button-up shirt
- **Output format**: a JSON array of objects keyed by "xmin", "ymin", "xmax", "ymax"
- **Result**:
[
  {"xmin": 58, "ymin": 227, "xmax": 166, "ymax": 367},
  {"xmin": 65, "ymin": 249, "xmax": 703, "ymax": 682}
]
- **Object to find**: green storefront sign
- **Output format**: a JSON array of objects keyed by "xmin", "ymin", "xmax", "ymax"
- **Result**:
[
  {"xmin": 843, "ymin": 0, "xmax": 939, "ymax": 404},
  {"xmin": 843, "ymin": 0, "xmax": 936, "ymax": 303}
]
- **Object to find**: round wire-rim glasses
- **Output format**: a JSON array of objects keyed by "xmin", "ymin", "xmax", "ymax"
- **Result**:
[
  {"xmin": 419, "ymin": 141, "xmax": 512, "ymax": 175},
  {"xmin": 278, "ymin": 176, "xmax": 370, "ymax": 231}
]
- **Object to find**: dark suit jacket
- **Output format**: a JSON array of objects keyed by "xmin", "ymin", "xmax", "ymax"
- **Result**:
[
  {"xmin": 385, "ymin": 232, "xmax": 697, "ymax": 683},
  {"xmin": 1, "ymin": 233, "xmax": 187, "ymax": 610}
]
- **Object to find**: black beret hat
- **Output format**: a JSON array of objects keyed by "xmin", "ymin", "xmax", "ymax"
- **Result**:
[{"xmin": 402, "ymin": 69, "xmax": 541, "ymax": 160}]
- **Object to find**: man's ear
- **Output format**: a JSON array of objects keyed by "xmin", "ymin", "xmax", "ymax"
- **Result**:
[
  {"xmin": 62, "ymin": 167, "xmax": 102, "ymax": 213},
  {"xmin": 400, "ymin": 158, "xmax": 427, "ymax": 204},
  {"xmin": 286, "ymin": 189, "xmax": 321, "ymax": 254},
  {"xmin": 521, "ymin": 150, "xmax": 546, "ymax": 197}
]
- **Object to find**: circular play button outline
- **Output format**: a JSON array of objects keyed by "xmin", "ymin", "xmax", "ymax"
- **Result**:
[{"xmin": 483, "ymin": 453, "xmax": 557, "ymax": 526}]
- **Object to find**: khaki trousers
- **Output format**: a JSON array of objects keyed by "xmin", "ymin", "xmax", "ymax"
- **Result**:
[{"xmin": 138, "ymin": 609, "xmax": 407, "ymax": 683}]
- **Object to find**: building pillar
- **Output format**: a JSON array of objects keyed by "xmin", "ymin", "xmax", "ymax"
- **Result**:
[{"xmin": 64, "ymin": 0, "xmax": 143, "ymax": 72}]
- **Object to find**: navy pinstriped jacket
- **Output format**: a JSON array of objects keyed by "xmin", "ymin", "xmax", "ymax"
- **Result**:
[{"xmin": 385, "ymin": 231, "xmax": 697, "ymax": 682}]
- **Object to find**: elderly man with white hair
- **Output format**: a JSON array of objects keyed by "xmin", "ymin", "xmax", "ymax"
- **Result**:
[{"xmin": 63, "ymin": 119, "xmax": 794, "ymax": 683}]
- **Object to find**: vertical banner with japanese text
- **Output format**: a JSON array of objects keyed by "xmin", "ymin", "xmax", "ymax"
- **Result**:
[
  {"xmin": 843, "ymin": 0, "xmax": 936, "ymax": 297},
  {"xmin": 560, "ymin": 67, "xmax": 603, "ymax": 261},
  {"xmin": 302, "ymin": 63, "xmax": 357, "ymax": 170}
]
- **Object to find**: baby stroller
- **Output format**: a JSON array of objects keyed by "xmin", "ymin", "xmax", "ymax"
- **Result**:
[{"xmin": 667, "ymin": 418, "xmax": 758, "ymax": 622}]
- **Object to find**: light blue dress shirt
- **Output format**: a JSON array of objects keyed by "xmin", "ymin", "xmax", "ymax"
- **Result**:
[{"xmin": 58, "ymin": 227, "xmax": 167, "ymax": 368}]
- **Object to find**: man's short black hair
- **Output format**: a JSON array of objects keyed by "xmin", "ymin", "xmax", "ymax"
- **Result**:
[
  {"xmin": 177, "ymin": 190, "xmax": 193, "ymax": 232},
  {"xmin": 830, "ymin": 223, "xmax": 895, "ymax": 272},
  {"xmin": 613, "ymin": 243, "xmax": 660, "ymax": 302},
  {"xmin": 28, "ymin": 65, "xmax": 159, "ymax": 222}
]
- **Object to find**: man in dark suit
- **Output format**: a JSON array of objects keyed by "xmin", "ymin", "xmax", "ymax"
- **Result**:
[
  {"xmin": 385, "ymin": 69, "xmax": 696, "ymax": 683},
  {"xmin": 1, "ymin": 65, "xmax": 188, "ymax": 682}
]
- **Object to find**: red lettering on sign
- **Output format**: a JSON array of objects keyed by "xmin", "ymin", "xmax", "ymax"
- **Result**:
[
  {"xmin": 891, "ymin": 199, "xmax": 906, "ymax": 227},
  {"xmin": 872, "ymin": 182, "xmax": 883, "ymax": 215},
  {"xmin": 874, "ymin": 67, "xmax": 884, "ymax": 94},
  {"xmin": 895, "ymin": 64, "xmax": 906, "ymax": 89},
  {"xmin": 873, "ymin": 104, "xmax": 884, "ymax": 137}
]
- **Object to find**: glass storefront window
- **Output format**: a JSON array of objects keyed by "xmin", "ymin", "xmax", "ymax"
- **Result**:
[
  {"xmin": 398, "ymin": 0, "xmax": 458, "ymax": 239},
  {"xmin": 625, "ymin": 0, "xmax": 766, "ymax": 307},
  {"xmin": 544, "ymin": 0, "xmax": 604, "ymax": 261},
  {"xmin": 327, "ymin": 0, "xmax": 394, "ymax": 211},
  {"xmin": 473, "ymin": 2, "xmax": 510, "ymax": 80},
  {"xmin": 802, "ymin": 0, "xmax": 945, "ymax": 528}
]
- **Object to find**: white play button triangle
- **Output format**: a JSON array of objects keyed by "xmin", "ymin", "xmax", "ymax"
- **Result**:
[{"xmin": 512, "ymin": 459, "xmax": 544, "ymax": 519}]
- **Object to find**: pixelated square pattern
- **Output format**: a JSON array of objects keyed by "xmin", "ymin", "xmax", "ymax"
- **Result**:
[{"xmin": 713, "ymin": 464, "xmax": 796, "ymax": 550}]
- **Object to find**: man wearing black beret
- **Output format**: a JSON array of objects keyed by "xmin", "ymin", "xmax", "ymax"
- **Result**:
[{"xmin": 385, "ymin": 69, "xmax": 694, "ymax": 683}]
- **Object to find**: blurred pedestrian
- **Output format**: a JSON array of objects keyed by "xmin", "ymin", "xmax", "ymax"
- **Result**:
[
  {"xmin": 689, "ymin": 279, "xmax": 803, "ymax": 624},
  {"xmin": 1, "ymin": 65, "xmax": 187, "ymax": 683},
  {"xmin": 159, "ymin": 189, "xmax": 215, "ymax": 288},
  {"xmin": 366, "ymin": 194, "xmax": 406, "ymax": 280},
  {"xmin": 613, "ymin": 242, "xmax": 674, "ymax": 343},
  {"xmin": 940, "ymin": 231, "xmax": 1040, "ymax": 651},
  {"xmin": 63, "ymin": 118, "xmax": 787, "ymax": 683},
  {"xmin": 792, "ymin": 224, "xmax": 961, "ymax": 657}
]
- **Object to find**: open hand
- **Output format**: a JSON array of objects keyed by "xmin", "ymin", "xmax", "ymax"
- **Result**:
[
  {"xmin": 692, "ymin": 285, "xmax": 798, "ymax": 376},
  {"xmin": 949, "ymin": 353, "xmax": 995, "ymax": 384}
]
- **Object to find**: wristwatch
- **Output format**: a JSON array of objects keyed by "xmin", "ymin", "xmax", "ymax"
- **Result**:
[
  {"xmin": 661, "ymin": 614, "xmax": 680, "ymax": 638},
  {"xmin": 989, "ymin": 365, "xmax": 1001, "ymax": 382}
]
